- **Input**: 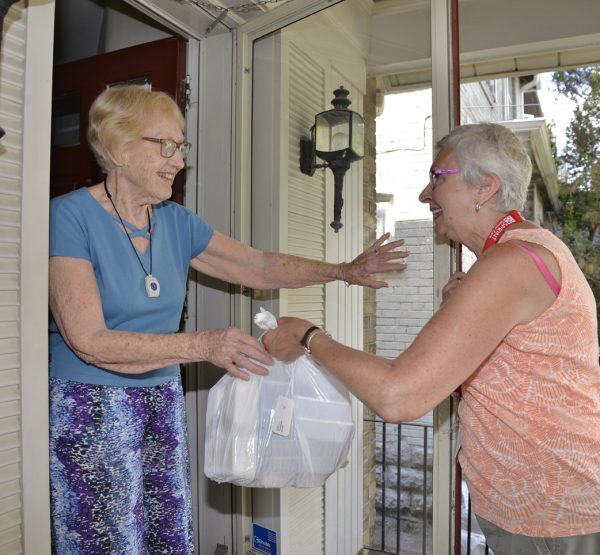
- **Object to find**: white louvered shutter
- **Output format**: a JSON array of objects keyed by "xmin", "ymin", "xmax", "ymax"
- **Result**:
[
  {"xmin": 0, "ymin": 4, "xmax": 26, "ymax": 554},
  {"xmin": 286, "ymin": 41, "xmax": 327, "ymax": 326}
]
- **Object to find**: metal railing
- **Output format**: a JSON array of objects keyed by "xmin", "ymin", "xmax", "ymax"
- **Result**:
[
  {"xmin": 463, "ymin": 495, "xmax": 492, "ymax": 555},
  {"xmin": 457, "ymin": 475, "xmax": 494, "ymax": 555},
  {"xmin": 364, "ymin": 418, "xmax": 433, "ymax": 555},
  {"xmin": 364, "ymin": 418, "xmax": 493, "ymax": 555}
]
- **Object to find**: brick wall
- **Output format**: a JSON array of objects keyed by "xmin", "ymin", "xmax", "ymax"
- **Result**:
[{"xmin": 376, "ymin": 220, "xmax": 434, "ymax": 359}]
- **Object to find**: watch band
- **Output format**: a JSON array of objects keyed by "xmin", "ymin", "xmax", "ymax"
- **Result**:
[{"xmin": 300, "ymin": 325, "xmax": 320, "ymax": 348}]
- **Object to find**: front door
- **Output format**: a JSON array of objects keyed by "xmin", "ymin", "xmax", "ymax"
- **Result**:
[{"xmin": 50, "ymin": 35, "xmax": 187, "ymax": 202}]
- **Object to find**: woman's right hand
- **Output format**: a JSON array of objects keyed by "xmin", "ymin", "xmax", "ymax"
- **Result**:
[{"xmin": 202, "ymin": 328, "xmax": 273, "ymax": 380}]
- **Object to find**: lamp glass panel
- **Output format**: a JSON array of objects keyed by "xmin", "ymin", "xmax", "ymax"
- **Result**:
[
  {"xmin": 351, "ymin": 114, "xmax": 365, "ymax": 157},
  {"xmin": 315, "ymin": 111, "xmax": 350, "ymax": 153}
]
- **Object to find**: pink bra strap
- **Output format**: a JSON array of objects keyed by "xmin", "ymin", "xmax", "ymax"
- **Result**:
[{"xmin": 513, "ymin": 241, "xmax": 561, "ymax": 296}]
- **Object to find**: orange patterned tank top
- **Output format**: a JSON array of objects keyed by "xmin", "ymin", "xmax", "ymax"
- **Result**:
[{"xmin": 458, "ymin": 228, "xmax": 600, "ymax": 537}]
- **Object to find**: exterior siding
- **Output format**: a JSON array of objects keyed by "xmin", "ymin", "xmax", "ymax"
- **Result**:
[
  {"xmin": 285, "ymin": 38, "xmax": 326, "ymax": 554},
  {"xmin": 286, "ymin": 41, "xmax": 327, "ymax": 327},
  {"xmin": 0, "ymin": 4, "xmax": 26, "ymax": 554}
]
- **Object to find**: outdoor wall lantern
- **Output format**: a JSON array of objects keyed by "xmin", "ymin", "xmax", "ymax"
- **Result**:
[{"xmin": 300, "ymin": 86, "xmax": 365, "ymax": 232}]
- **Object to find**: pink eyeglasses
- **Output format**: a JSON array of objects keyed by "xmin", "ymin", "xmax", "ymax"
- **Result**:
[{"xmin": 429, "ymin": 166, "xmax": 461, "ymax": 188}]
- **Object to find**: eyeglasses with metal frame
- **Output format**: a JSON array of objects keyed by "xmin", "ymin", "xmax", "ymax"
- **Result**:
[{"xmin": 142, "ymin": 137, "xmax": 191, "ymax": 158}]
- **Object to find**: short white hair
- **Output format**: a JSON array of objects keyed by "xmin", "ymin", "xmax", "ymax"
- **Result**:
[{"xmin": 436, "ymin": 123, "xmax": 532, "ymax": 211}]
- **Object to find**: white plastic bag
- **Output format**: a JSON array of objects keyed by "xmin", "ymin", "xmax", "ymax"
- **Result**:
[{"xmin": 204, "ymin": 309, "xmax": 355, "ymax": 488}]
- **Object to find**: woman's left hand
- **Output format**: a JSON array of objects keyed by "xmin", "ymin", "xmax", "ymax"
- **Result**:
[
  {"xmin": 262, "ymin": 317, "xmax": 314, "ymax": 362},
  {"xmin": 341, "ymin": 233, "xmax": 409, "ymax": 289},
  {"xmin": 442, "ymin": 271, "xmax": 468, "ymax": 304}
]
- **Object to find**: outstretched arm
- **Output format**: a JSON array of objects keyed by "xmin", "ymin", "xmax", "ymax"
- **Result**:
[
  {"xmin": 263, "ymin": 242, "xmax": 558, "ymax": 421},
  {"xmin": 190, "ymin": 231, "xmax": 409, "ymax": 290},
  {"xmin": 49, "ymin": 256, "xmax": 272, "ymax": 379}
]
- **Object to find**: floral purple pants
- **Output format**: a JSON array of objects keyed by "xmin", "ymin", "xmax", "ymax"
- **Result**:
[{"xmin": 50, "ymin": 377, "xmax": 194, "ymax": 554}]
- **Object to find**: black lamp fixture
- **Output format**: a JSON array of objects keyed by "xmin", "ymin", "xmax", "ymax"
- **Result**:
[{"xmin": 300, "ymin": 86, "xmax": 365, "ymax": 232}]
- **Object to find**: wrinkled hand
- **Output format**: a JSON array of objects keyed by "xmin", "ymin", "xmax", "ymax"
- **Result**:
[
  {"xmin": 341, "ymin": 233, "xmax": 409, "ymax": 289},
  {"xmin": 262, "ymin": 317, "xmax": 314, "ymax": 362},
  {"xmin": 202, "ymin": 327, "xmax": 273, "ymax": 380},
  {"xmin": 442, "ymin": 271, "xmax": 467, "ymax": 304}
]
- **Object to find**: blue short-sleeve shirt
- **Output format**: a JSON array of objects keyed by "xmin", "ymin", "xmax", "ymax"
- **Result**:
[{"xmin": 49, "ymin": 187, "xmax": 213, "ymax": 386}]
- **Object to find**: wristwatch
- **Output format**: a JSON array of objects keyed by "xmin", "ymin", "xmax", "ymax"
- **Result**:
[{"xmin": 300, "ymin": 325, "xmax": 331, "ymax": 356}]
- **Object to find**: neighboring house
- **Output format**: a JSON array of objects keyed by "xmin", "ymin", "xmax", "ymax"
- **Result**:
[{"xmin": 2, "ymin": 1, "xmax": 600, "ymax": 554}]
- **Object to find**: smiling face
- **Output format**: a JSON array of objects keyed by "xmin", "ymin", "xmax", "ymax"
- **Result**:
[
  {"xmin": 119, "ymin": 107, "xmax": 186, "ymax": 203},
  {"xmin": 419, "ymin": 147, "xmax": 478, "ymax": 242}
]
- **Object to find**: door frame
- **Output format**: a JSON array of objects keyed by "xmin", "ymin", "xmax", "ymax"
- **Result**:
[
  {"xmin": 233, "ymin": 0, "xmax": 456, "ymax": 553},
  {"xmin": 430, "ymin": 0, "xmax": 459, "ymax": 552},
  {"xmin": 233, "ymin": 4, "xmax": 354, "ymax": 554},
  {"xmin": 21, "ymin": 2, "xmax": 204, "ymax": 551},
  {"xmin": 21, "ymin": 2, "xmax": 55, "ymax": 552}
]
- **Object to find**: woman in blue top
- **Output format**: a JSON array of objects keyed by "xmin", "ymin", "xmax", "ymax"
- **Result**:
[{"xmin": 48, "ymin": 85, "xmax": 408, "ymax": 554}]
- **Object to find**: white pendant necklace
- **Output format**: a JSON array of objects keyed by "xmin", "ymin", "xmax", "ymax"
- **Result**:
[{"xmin": 104, "ymin": 177, "xmax": 160, "ymax": 298}]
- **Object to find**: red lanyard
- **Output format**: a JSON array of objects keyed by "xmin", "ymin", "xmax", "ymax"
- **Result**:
[{"xmin": 482, "ymin": 210, "xmax": 524, "ymax": 253}]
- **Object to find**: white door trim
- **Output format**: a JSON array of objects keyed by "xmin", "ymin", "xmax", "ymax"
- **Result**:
[
  {"xmin": 430, "ymin": 0, "xmax": 456, "ymax": 553},
  {"xmin": 233, "ymin": 4, "xmax": 366, "ymax": 553},
  {"xmin": 21, "ymin": 1, "xmax": 55, "ymax": 552}
]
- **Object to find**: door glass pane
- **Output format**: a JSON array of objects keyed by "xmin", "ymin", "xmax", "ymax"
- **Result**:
[
  {"xmin": 248, "ymin": 2, "xmax": 439, "ymax": 552},
  {"xmin": 370, "ymin": 88, "xmax": 434, "ymax": 555}
]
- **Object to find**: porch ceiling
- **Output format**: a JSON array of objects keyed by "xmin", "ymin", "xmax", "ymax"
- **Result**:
[
  {"xmin": 123, "ymin": 0, "xmax": 600, "ymax": 89},
  {"xmin": 125, "ymin": 0, "xmax": 291, "ymax": 39},
  {"xmin": 378, "ymin": 44, "xmax": 600, "ymax": 94},
  {"xmin": 126, "ymin": 0, "xmax": 600, "ymax": 81},
  {"xmin": 371, "ymin": 0, "xmax": 600, "ymax": 92}
]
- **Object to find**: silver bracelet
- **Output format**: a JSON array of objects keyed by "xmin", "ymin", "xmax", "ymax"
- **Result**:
[
  {"xmin": 339, "ymin": 262, "xmax": 352, "ymax": 288},
  {"xmin": 304, "ymin": 328, "xmax": 332, "ymax": 356}
]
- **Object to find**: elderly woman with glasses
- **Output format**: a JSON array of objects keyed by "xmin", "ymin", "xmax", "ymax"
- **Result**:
[
  {"xmin": 264, "ymin": 122, "xmax": 600, "ymax": 554},
  {"xmin": 48, "ymin": 85, "xmax": 408, "ymax": 554}
]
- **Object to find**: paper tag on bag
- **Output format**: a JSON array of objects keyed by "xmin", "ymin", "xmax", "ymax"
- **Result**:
[{"xmin": 272, "ymin": 396, "xmax": 294, "ymax": 436}]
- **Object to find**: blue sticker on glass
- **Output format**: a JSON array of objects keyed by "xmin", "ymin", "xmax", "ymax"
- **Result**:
[{"xmin": 252, "ymin": 523, "xmax": 277, "ymax": 555}]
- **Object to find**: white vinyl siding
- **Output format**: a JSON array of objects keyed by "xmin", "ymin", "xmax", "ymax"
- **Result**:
[
  {"xmin": 0, "ymin": 4, "xmax": 26, "ymax": 554},
  {"xmin": 282, "ymin": 38, "xmax": 327, "ymax": 554},
  {"xmin": 2, "ymin": 2, "xmax": 53, "ymax": 552},
  {"xmin": 286, "ymin": 41, "xmax": 327, "ymax": 326}
]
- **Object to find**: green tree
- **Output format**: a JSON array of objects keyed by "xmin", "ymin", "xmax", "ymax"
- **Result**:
[{"xmin": 552, "ymin": 67, "xmax": 600, "ymax": 343}]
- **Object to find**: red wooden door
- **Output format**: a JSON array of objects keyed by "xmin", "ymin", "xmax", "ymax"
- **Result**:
[{"xmin": 50, "ymin": 35, "xmax": 187, "ymax": 202}]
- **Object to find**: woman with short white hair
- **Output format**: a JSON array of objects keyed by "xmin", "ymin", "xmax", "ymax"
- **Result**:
[{"xmin": 265, "ymin": 122, "xmax": 600, "ymax": 555}]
